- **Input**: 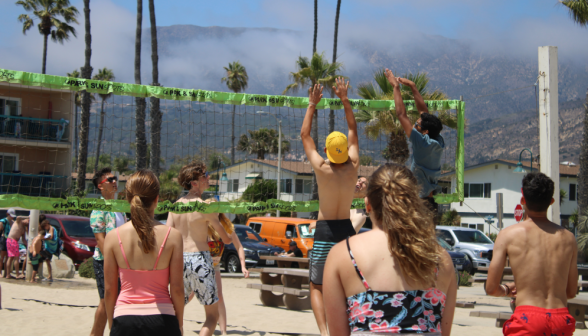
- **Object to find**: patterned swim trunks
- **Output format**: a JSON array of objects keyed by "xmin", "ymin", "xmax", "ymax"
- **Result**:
[
  {"xmin": 183, "ymin": 251, "xmax": 218, "ymax": 306},
  {"xmin": 6, "ymin": 238, "xmax": 19, "ymax": 258}
]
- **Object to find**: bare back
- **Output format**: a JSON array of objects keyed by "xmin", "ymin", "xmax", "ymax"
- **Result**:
[
  {"xmin": 489, "ymin": 219, "xmax": 577, "ymax": 308},
  {"xmin": 166, "ymin": 196, "xmax": 221, "ymax": 253},
  {"xmin": 7, "ymin": 220, "xmax": 25, "ymax": 240},
  {"xmin": 316, "ymin": 161, "xmax": 358, "ymax": 220},
  {"xmin": 30, "ymin": 235, "xmax": 43, "ymax": 255}
]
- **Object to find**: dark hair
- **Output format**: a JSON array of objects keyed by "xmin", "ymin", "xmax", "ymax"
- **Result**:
[
  {"xmin": 92, "ymin": 167, "xmax": 112, "ymax": 188},
  {"xmin": 367, "ymin": 163, "xmax": 440, "ymax": 285},
  {"xmin": 522, "ymin": 172, "xmax": 554, "ymax": 212},
  {"xmin": 125, "ymin": 170, "xmax": 160, "ymax": 253},
  {"xmin": 178, "ymin": 161, "xmax": 207, "ymax": 190},
  {"xmin": 39, "ymin": 214, "xmax": 46, "ymax": 224},
  {"xmin": 420, "ymin": 113, "xmax": 443, "ymax": 139}
]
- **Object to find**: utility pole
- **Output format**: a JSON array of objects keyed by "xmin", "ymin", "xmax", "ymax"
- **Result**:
[{"xmin": 538, "ymin": 46, "xmax": 560, "ymax": 224}]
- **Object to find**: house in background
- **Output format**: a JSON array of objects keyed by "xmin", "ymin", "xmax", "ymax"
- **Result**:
[
  {"xmin": 441, "ymin": 159, "xmax": 578, "ymax": 234},
  {"xmin": 211, "ymin": 159, "xmax": 378, "ymax": 218},
  {"xmin": 0, "ymin": 82, "xmax": 74, "ymax": 197}
]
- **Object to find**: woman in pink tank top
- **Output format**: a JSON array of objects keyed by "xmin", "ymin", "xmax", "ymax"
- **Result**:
[{"xmin": 103, "ymin": 170, "xmax": 184, "ymax": 336}]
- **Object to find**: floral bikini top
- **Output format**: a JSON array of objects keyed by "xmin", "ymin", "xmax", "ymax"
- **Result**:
[{"xmin": 346, "ymin": 238, "xmax": 446, "ymax": 334}]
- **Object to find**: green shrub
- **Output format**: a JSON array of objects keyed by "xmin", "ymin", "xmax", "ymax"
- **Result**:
[
  {"xmin": 486, "ymin": 233, "xmax": 497, "ymax": 242},
  {"xmin": 459, "ymin": 270, "xmax": 472, "ymax": 287},
  {"xmin": 79, "ymin": 257, "xmax": 96, "ymax": 279}
]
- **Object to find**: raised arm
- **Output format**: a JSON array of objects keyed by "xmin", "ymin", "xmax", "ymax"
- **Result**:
[
  {"xmin": 300, "ymin": 84, "xmax": 326, "ymax": 169},
  {"xmin": 385, "ymin": 69, "xmax": 413, "ymax": 137},
  {"xmin": 485, "ymin": 230, "xmax": 509, "ymax": 297},
  {"xmin": 333, "ymin": 77, "xmax": 359, "ymax": 166},
  {"xmin": 398, "ymin": 77, "xmax": 429, "ymax": 115}
]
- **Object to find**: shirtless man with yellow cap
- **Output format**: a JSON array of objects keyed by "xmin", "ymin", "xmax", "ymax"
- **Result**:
[{"xmin": 301, "ymin": 78, "xmax": 359, "ymax": 336}]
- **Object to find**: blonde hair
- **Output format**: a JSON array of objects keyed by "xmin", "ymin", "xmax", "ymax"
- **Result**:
[
  {"xmin": 125, "ymin": 170, "xmax": 160, "ymax": 253},
  {"xmin": 367, "ymin": 163, "xmax": 441, "ymax": 286},
  {"xmin": 209, "ymin": 213, "xmax": 234, "ymax": 241}
]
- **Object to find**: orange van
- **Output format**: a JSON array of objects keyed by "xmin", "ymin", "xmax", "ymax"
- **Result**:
[{"xmin": 246, "ymin": 217, "xmax": 315, "ymax": 258}]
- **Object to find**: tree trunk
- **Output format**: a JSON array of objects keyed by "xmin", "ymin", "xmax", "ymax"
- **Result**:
[
  {"xmin": 329, "ymin": 0, "xmax": 341, "ymax": 134},
  {"xmin": 134, "ymin": 0, "xmax": 148, "ymax": 170},
  {"xmin": 579, "ymin": 88, "xmax": 588, "ymax": 218},
  {"xmin": 76, "ymin": 0, "xmax": 92, "ymax": 196},
  {"xmin": 149, "ymin": 0, "xmax": 161, "ymax": 175},
  {"xmin": 313, "ymin": 0, "xmax": 318, "ymax": 55},
  {"xmin": 231, "ymin": 104, "xmax": 236, "ymax": 164},
  {"xmin": 42, "ymin": 34, "xmax": 49, "ymax": 74},
  {"xmin": 94, "ymin": 98, "xmax": 105, "ymax": 173},
  {"xmin": 74, "ymin": 102, "xmax": 78, "ymax": 169}
]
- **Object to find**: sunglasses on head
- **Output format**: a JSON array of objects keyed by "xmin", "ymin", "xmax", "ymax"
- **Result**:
[
  {"xmin": 414, "ymin": 121, "xmax": 420, "ymax": 128},
  {"xmin": 204, "ymin": 171, "xmax": 209, "ymax": 178},
  {"xmin": 100, "ymin": 176, "xmax": 118, "ymax": 184}
]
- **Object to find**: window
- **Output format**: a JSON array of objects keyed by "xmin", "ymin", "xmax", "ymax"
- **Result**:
[
  {"xmin": 435, "ymin": 230, "xmax": 455, "ymax": 245},
  {"xmin": 280, "ymin": 179, "xmax": 292, "ymax": 193},
  {"xmin": 464, "ymin": 183, "xmax": 491, "ymax": 198},
  {"xmin": 476, "ymin": 224, "xmax": 484, "ymax": 232},
  {"xmin": 461, "ymin": 223, "xmax": 468, "ymax": 228},
  {"xmin": 0, "ymin": 153, "xmax": 18, "ymax": 173},
  {"xmin": 570, "ymin": 184, "xmax": 577, "ymax": 201},
  {"xmin": 0, "ymin": 97, "xmax": 21, "ymax": 116},
  {"xmin": 286, "ymin": 224, "xmax": 298, "ymax": 238},
  {"xmin": 295, "ymin": 179, "xmax": 303, "ymax": 194},
  {"xmin": 304, "ymin": 180, "xmax": 311, "ymax": 194},
  {"xmin": 227, "ymin": 179, "xmax": 239, "ymax": 192},
  {"xmin": 250, "ymin": 222, "xmax": 262, "ymax": 233}
]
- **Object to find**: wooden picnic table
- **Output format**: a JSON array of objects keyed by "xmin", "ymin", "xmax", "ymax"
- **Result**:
[
  {"xmin": 259, "ymin": 256, "xmax": 310, "ymax": 269},
  {"xmin": 247, "ymin": 258, "xmax": 311, "ymax": 310}
]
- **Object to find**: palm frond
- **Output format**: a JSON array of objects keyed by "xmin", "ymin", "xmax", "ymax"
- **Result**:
[
  {"xmin": 561, "ymin": 0, "xmax": 588, "ymax": 26},
  {"xmin": 18, "ymin": 14, "xmax": 34, "ymax": 34}
]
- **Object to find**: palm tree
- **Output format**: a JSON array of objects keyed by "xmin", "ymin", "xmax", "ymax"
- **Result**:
[
  {"xmin": 575, "ymin": 209, "xmax": 588, "ymax": 253},
  {"xmin": 329, "ymin": 0, "xmax": 342, "ymax": 133},
  {"xmin": 76, "ymin": 0, "xmax": 92, "ymax": 196},
  {"xmin": 221, "ymin": 61, "xmax": 249, "ymax": 165},
  {"xmin": 313, "ymin": 0, "xmax": 318, "ymax": 54},
  {"xmin": 113, "ymin": 156, "xmax": 131, "ymax": 175},
  {"xmin": 16, "ymin": 0, "xmax": 79, "ymax": 74},
  {"xmin": 67, "ymin": 69, "xmax": 80, "ymax": 168},
  {"xmin": 134, "ymin": 0, "xmax": 148, "ymax": 170},
  {"xmin": 92, "ymin": 68, "xmax": 115, "ymax": 173},
  {"xmin": 283, "ymin": 52, "xmax": 345, "ymax": 208},
  {"xmin": 356, "ymin": 70, "xmax": 453, "ymax": 164},
  {"xmin": 237, "ymin": 128, "xmax": 290, "ymax": 160},
  {"xmin": 148, "ymin": 0, "xmax": 162, "ymax": 175},
  {"xmin": 561, "ymin": 0, "xmax": 588, "ymax": 219}
]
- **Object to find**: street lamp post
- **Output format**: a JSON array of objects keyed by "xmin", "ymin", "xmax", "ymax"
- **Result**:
[
  {"xmin": 257, "ymin": 111, "xmax": 282, "ymax": 217},
  {"xmin": 513, "ymin": 148, "xmax": 533, "ymax": 174},
  {"xmin": 216, "ymin": 161, "xmax": 229, "ymax": 199}
]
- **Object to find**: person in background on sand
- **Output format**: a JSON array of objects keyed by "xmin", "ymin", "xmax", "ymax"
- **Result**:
[
  {"xmin": 28, "ymin": 229, "xmax": 45, "ymax": 283},
  {"xmin": 208, "ymin": 212, "xmax": 250, "ymax": 336},
  {"xmin": 486, "ymin": 172, "xmax": 577, "ymax": 336},
  {"xmin": 89, "ymin": 167, "xmax": 127, "ymax": 336},
  {"xmin": 0, "ymin": 208, "xmax": 17, "ymax": 277},
  {"xmin": 324, "ymin": 163, "xmax": 457, "ymax": 336},
  {"xmin": 385, "ymin": 69, "xmax": 445, "ymax": 213},
  {"xmin": 301, "ymin": 78, "xmax": 360, "ymax": 336},
  {"xmin": 166, "ymin": 161, "xmax": 232, "ymax": 336},
  {"xmin": 103, "ymin": 170, "xmax": 184, "ymax": 336},
  {"xmin": 5, "ymin": 216, "xmax": 28, "ymax": 279},
  {"xmin": 39, "ymin": 215, "xmax": 55, "ymax": 281}
]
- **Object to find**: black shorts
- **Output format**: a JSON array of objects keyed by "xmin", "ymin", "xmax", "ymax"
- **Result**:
[
  {"xmin": 40, "ymin": 249, "xmax": 53, "ymax": 261},
  {"xmin": 93, "ymin": 259, "xmax": 121, "ymax": 299},
  {"xmin": 0, "ymin": 236, "xmax": 6, "ymax": 252},
  {"xmin": 309, "ymin": 219, "xmax": 356, "ymax": 285},
  {"xmin": 111, "ymin": 314, "xmax": 181, "ymax": 336}
]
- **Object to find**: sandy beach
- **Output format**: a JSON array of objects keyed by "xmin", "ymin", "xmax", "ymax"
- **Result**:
[{"xmin": 1, "ymin": 274, "xmax": 588, "ymax": 335}]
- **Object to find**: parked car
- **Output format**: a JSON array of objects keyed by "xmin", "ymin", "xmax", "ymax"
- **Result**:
[
  {"xmin": 221, "ymin": 224, "xmax": 284, "ymax": 273},
  {"xmin": 44, "ymin": 215, "xmax": 96, "ymax": 265},
  {"xmin": 246, "ymin": 217, "xmax": 315, "ymax": 257},
  {"xmin": 435, "ymin": 226, "xmax": 494, "ymax": 275},
  {"xmin": 437, "ymin": 236, "xmax": 472, "ymax": 273},
  {"xmin": 0, "ymin": 208, "xmax": 30, "ymax": 219}
]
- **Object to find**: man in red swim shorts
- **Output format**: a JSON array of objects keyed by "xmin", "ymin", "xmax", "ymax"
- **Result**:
[{"xmin": 485, "ymin": 172, "xmax": 578, "ymax": 336}]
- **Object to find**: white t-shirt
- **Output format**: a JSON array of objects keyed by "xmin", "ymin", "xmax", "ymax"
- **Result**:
[{"xmin": 114, "ymin": 213, "xmax": 126, "ymax": 228}]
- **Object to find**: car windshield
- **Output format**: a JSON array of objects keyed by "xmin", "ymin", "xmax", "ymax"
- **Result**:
[
  {"xmin": 453, "ymin": 230, "xmax": 493, "ymax": 244},
  {"xmin": 236, "ymin": 227, "xmax": 263, "ymax": 242},
  {"xmin": 61, "ymin": 220, "xmax": 94, "ymax": 238},
  {"xmin": 437, "ymin": 237, "xmax": 453, "ymax": 251},
  {"xmin": 298, "ymin": 224, "xmax": 314, "ymax": 238}
]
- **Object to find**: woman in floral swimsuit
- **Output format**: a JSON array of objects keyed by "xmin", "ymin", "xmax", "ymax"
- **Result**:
[{"xmin": 324, "ymin": 163, "xmax": 457, "ymax": 335}]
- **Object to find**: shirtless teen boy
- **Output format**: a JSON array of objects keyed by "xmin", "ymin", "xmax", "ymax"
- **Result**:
[
  {"xmin": 167, "ymin": 161, "xmax": 232, "ymax": 336},
  {"xmin": 301, "ymin": 78, "xmax": 360, "ymax": 336},
  {"xmin": 486, "ymin": 172, "xmax": 578, "ymax": 336}
]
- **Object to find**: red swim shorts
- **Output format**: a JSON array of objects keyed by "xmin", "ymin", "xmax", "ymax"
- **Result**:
[
  {"xmin": 6, "ymin": 238, "xmax": 19, "ymax": 258},
  {"xmin": 503, "ymin": 305, "xmax": 575, "ymax": 336}
]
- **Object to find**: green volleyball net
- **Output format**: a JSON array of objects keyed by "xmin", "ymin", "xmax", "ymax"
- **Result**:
[{"xmin": 0, "ymin": 68, "xmax": 464, "ymax": 215}]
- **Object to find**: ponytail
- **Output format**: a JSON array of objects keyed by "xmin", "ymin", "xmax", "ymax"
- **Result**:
[
  {"xmin": 125, "ymin": 170, "xmax": 160, "ymax": 253},
  {"xmin": 367, "ymin": 164, "xmax": 441, "ymax": 286}
]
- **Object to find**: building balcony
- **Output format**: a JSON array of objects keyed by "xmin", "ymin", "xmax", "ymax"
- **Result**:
[
  {"xmin": 0, "ymin": 115, "xmax": 70, "ymax": 148},
  {"xmin": 0, "ymin": 172, "xmax": 68, "ymax": 197}
]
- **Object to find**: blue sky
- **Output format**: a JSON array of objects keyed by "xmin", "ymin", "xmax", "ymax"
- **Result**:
[{"xmin": 0, "ymin": 0, "xmax": 586, "ymax": 90}]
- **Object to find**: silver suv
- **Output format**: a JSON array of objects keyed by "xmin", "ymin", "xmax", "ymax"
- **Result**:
[{"xmin": 435, "ymin": 226, "xmax": 494, "ymax": 274}]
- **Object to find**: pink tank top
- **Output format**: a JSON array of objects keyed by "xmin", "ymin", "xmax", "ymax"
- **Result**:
[{"xmin": 114, "ymin": 227, "xmax": 175, "ymax": 318}]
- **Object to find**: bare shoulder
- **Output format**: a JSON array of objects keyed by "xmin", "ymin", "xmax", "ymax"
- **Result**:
[
  {"xmin": 437, "ymin": 248, "xmax": 454, "ymax": 277},
  {"xmin": 328, "ymin": 240, "xmax": 349, "ymax": 263}
]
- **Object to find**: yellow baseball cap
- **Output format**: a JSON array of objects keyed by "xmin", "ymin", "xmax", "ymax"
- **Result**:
[{"xmin": 326, "ymin": 131, "xmax": 348, "ymax": 164}]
